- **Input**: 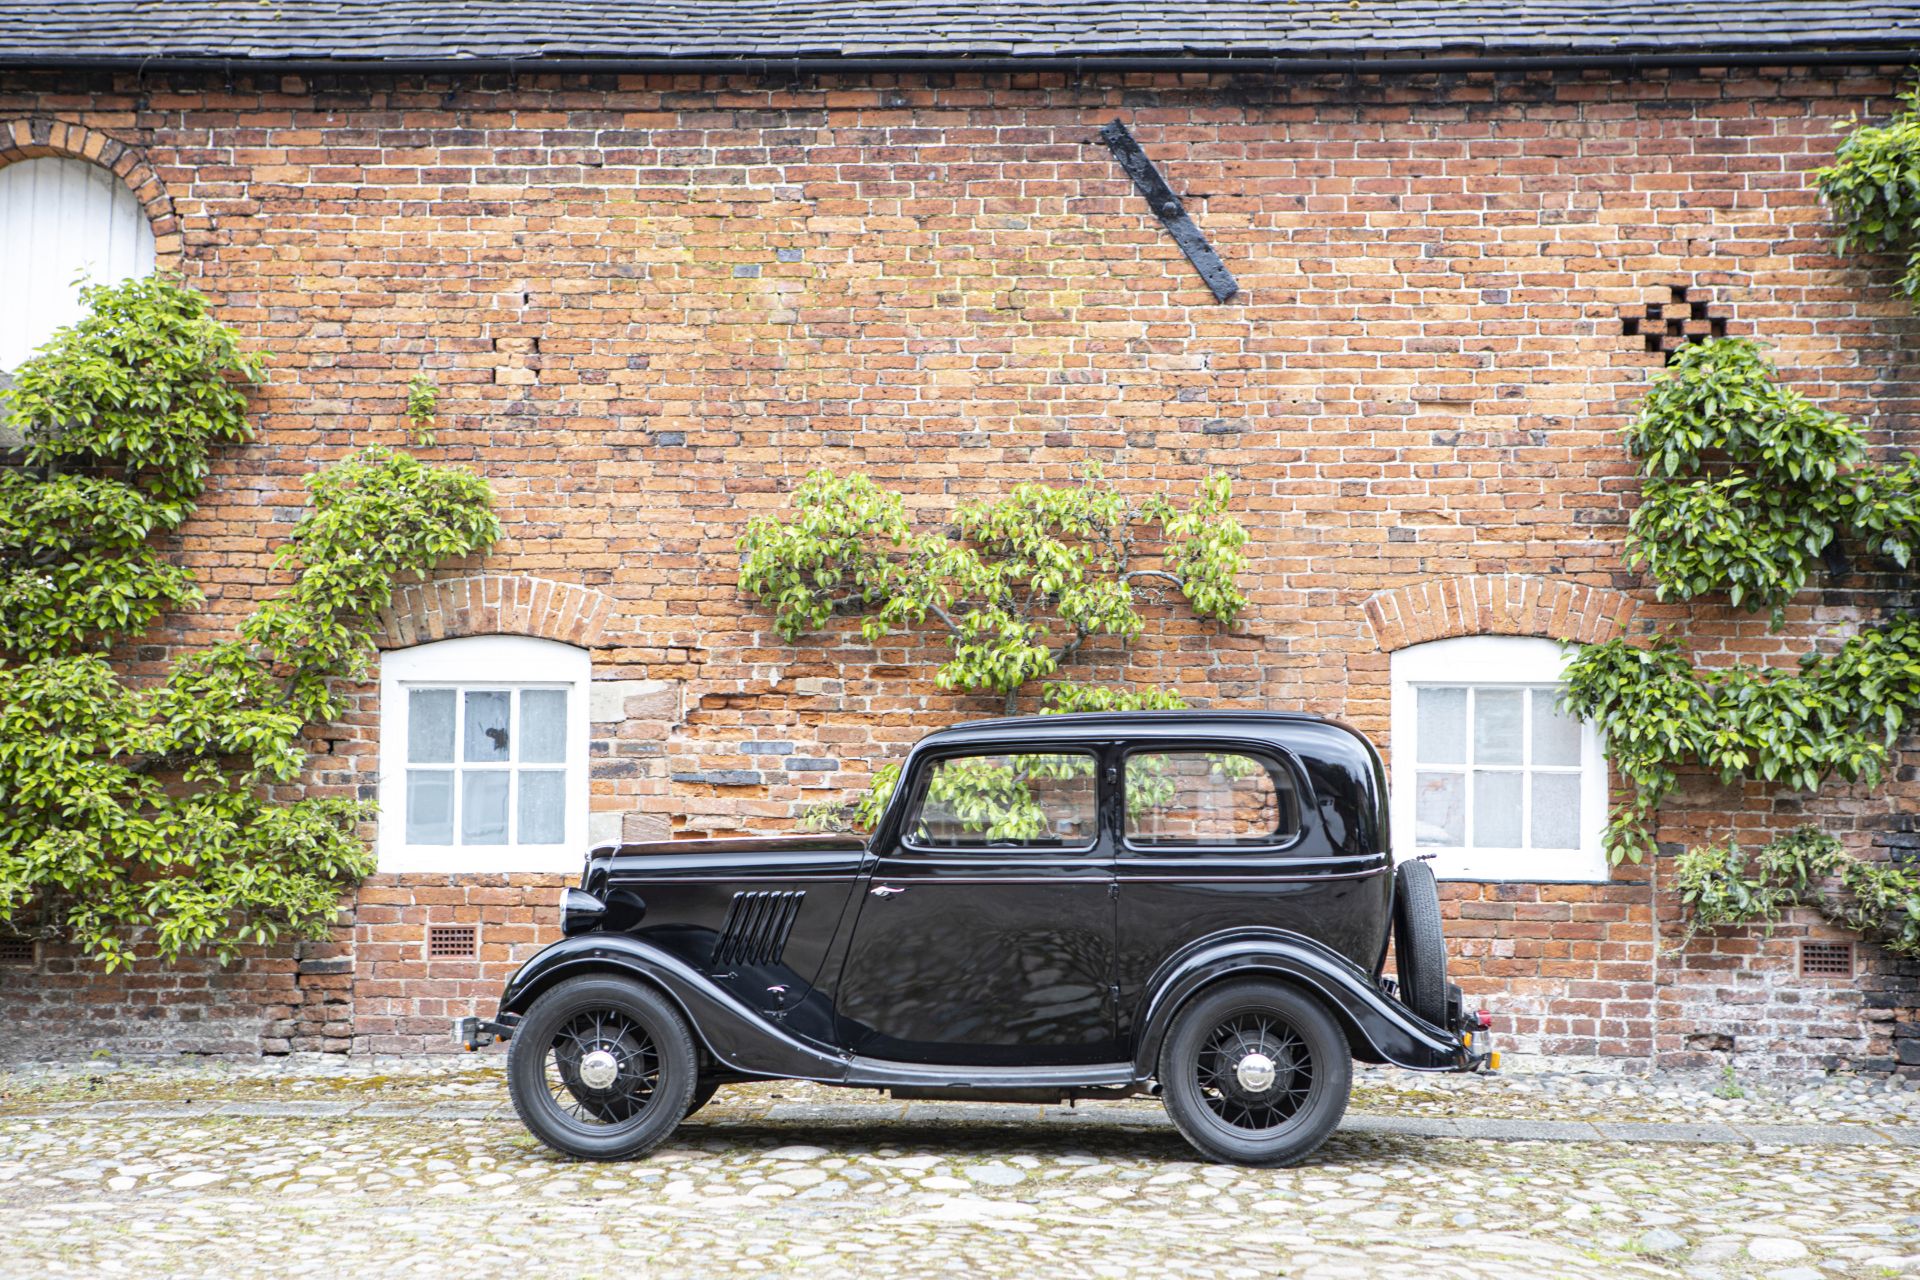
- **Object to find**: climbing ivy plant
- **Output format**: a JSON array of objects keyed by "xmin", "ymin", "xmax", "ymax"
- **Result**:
[
  {"xmin": 737, "ymin": 467, "xmax": 1248, "ymax": 830},
  {"xmin": 1672, "ymin": 827, "xmax": 1920, "ymax": 958},
  {"xmin": 1562, "ymin": 337, "xmax": 1920, "ymax": 955},
  {"xmin": 1620, "ymin": 339, "xmax": 1920, "ymax": 622},
  {"xmin": 0, "ymin": 277, "xmax": 500, "ymax": 969},
  {"xmin": 1816, "ymin": 83, "xmax": 1920, "ymax": 303},
  {"xmin": 739, "ymin": 467, "xmax": 1248, "ymax": 716}
]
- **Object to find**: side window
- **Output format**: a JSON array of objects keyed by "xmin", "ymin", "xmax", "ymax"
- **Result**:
[
  {"xmin": 1124, "ymin": 750, "xmax": 1299, "ymax": 847},
  {"xmin": 907, "ymin": 751, "xmax": 1098, "ymax": 849}
]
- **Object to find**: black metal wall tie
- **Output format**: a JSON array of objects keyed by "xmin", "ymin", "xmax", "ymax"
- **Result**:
[{"xmin": 1098, "ymin": 119, "xmax": 1240, "ymax": 304}]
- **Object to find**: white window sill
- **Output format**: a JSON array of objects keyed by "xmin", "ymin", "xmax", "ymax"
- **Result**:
[
  {"xmin": 1418, "ymin": 851, "xmax": 1614, "ymax": 883},
  {"xmin": 377, "ymin": 845, "xmax": 581, "ymax": 875}
]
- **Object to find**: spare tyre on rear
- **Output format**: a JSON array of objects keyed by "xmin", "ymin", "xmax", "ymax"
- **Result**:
[{"xmin": 1392, "ymin": 857, "xmax": 1449, "ymax": 1026}]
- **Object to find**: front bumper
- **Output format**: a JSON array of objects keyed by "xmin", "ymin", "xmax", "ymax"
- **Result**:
[{"xmin": 454, "ymin": 1014, "xmax": 520, "ymax": 1052}]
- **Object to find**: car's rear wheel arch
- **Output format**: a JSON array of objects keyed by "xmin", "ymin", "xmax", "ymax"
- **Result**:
[{"xmin": 1143, "ymin": 965, "xmax": 1381, "ymax": 1074}]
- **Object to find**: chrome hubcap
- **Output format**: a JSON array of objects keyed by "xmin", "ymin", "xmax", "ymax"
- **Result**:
[
  {"xmin": 1234, "ymin": 1051, "xmax": 1278, "ymax": 1093},
  {"xmin": 577, "ymin": 1048, "xmax": 620, "ymax": 1091}
]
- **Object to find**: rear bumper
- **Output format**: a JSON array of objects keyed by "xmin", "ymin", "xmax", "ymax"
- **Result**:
[
  {"xmin": 453, "ymin": 1014, "xmax": 520, "ymax": 1052},
  {"xmin": 1451, "ymin": 998, "xmax": 1500, "ymax": 1073}
]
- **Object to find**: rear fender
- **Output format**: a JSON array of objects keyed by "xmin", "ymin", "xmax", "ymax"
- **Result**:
[
  {"xmin": 1134, "ymin": 930, "xmax": 1466, "ymax": 1074},
  {"xmin": 498, "ymin": 934, "xmax": 850, "ymax": 1082}
]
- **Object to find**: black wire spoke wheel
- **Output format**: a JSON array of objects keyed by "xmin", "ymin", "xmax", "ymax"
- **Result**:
[
  {"xmin": 1194, "ymin": 1012, "xmax": 1315, "ymax": 1131},
  {"xmin": 507, "ymin": 975, "xmax": 697, "ymax": 1161},
  {"xmin": 1159, "ymin": 980, "xmax": 1352, "ymax": 1167},
  {"xmin": 542, "ymin": 1009, "xmax": 661, "ymax": 1127}
]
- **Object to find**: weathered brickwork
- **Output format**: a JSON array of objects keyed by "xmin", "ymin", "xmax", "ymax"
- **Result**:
[{"xmin": 2, "ymin": 62, "xmax": 1916, "ymax": 1067}]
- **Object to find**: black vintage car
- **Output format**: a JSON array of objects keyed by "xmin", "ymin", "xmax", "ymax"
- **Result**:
[{"xmin": 460, "ymin": 711, "xmax": 1495, "ymax": 1166}]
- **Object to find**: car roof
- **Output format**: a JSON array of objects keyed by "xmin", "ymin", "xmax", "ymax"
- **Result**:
[{"xmin": 918, "ymin": 709, "xmax": 1356, "ymax": 748}]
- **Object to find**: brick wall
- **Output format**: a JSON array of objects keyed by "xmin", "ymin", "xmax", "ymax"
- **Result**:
[{"xmin": 2, "ymin": 62, "xmax": 1916, "ymax": 1067}]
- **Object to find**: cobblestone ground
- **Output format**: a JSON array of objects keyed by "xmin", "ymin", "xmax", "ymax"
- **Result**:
[{"xmin": 4, "ymin": 1058, "xmax": 1920, "ymax": 1280}]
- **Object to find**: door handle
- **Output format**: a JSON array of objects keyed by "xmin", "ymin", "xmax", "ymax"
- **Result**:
[{"xmin": 869, "ymin": 884, "xmax": 906, "ymax": 898}]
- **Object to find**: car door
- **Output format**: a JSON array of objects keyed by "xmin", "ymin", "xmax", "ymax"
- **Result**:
[
  {"xmin": 832, "ymin": 744, "xmax": 1122, "ymax": 1067},
  {"xmin": 1114, "ymin": 742, "xmax": 1389, "ymax": 1040}
]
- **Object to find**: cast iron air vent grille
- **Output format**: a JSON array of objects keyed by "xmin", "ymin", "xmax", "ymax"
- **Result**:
[
  {"xmin": 1621, "ymin": 284, "xmax": 1728, "ymax": 364},
  {"xmin": 0, "ymin": 936, "xmax": 34, "ymax": 965},
  {"xmin": 712, "ymin": 891, "xmax": 805, "ymax": 968},
  {"xmin": 427, "ymin": 924, "xmax": 478, "ymax": 959},
  {"xmin": 1799, "ymin": 941, "xmax": 1854, "ymax": 978}
]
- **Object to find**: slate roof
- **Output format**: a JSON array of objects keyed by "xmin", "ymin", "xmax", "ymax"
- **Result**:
[{"xmin": 1, "ymin": 0, "xmax": 1916, "ymax": 67}]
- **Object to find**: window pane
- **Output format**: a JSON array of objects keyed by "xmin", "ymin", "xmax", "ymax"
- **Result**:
[
  {"xmin": 1414, "ymin": 771, "xmax": 1464, "ymax": 846},
  {"xmin": 1125, "ymin": 751, "xmax": 1297, "ymax": 845},
  {"xmin": 1531, "ymin": 772, "xmax": 1582, "ymax": 849},
  {"xmin": 1473, "ymin": 769, "xmax": 1523, "ymax": 848},
  {"xmin": 1531, "ymin": 690, "xmax": 1582, "ymax": 766},
  {"xmin": 405, "ymin": 770, "xmax": 454, "ymax": 845},
  {"xmin": 464, "ymin": 690, "xmax": 511, "ymax": 762},
  {"xmin": 461, "ymin": 771, "xmax": 510, "ymax": 844},
  {"xmin": 520, "ymin": 689, "xmax": 568, "ymax": 764},
  {"xmin": 518, "ymin": 770, "xmax": 566, "ymax": 844},
  {"xmin": 910, "ymin": 752, "xmax": 1097, "ymax": 847},
  {"xmin": 1473, "ymin": 689, "xmax": 1524, "ymax": 765},
  {"xmin": 1416, "ymin": 687, "xmax": 1466, "ymax": 764},
  {"xmin": 407, "ymin": 689, "xmax": 455, "ymax": 763}
]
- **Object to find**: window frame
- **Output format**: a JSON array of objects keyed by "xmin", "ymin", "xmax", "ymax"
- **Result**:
[
  {"xmin": 1118, "ymin": 744, "xmax": 1305, "ymax": 855},
  {"xmin": 377, "ymin": 635, "xmax": 591, "ymax": 873},
  {"xmin": 1389, "ymin": 635, "xmax": 1610, "ymax": 883},
  {"xmin": 897, "ymin": 746, "xmax": 1104, "ymax": 856}
]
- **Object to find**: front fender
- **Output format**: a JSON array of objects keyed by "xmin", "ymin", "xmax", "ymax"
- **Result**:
[
  {"xmin": 498, "ymin": 934, "xmax": 850, "ymax": 1083},
  {"xmin": 1133, "ymin": 930, "xmax": 1466, "ymax": 1074}
]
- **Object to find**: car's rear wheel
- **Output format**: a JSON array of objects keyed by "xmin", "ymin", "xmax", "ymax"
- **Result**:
[
  {"xmin": 1158, "ymin": 980, "xmax": 1351, "ymax": 1166},
  {"xmin": 506, "ymin": 974, "xmax": 697, "ymax": 1160},
  {"xmin": 1393, "ymin": 857, "xmax": 1450, "ymax": 1026}
]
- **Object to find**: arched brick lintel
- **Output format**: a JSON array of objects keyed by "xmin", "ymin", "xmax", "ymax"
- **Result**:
[
  {"xmin": 1363, "ymin": 574, "xmax": 1640, "ymax": 653},
  {"xmin": 375, "ymin": 574, "xmax": 615, "ymax": 650},
  {"xmin": 0, "ymin": 118, "xmax": 182, "ymax": 270}
]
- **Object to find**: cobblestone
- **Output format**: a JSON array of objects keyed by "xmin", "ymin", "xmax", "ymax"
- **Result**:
[{"xmin": 3, "ymin": 1057, "xmax": 1920, "ymax": 1277}]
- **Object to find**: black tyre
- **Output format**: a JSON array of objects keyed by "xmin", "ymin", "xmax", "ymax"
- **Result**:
[
  {"xmin": 506, "ymin": 974, "xmax": 698, "ymax": 1161},
  {"xmin": 1393, "ymin": 857, "xmax": 1449, "ymax": 1026},
  {"xmin": 1158, "ymin": 980, "xmax": 1352, "ymax": 1167}
]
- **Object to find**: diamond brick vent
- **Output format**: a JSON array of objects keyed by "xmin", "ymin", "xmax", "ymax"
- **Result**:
[
  {"xmin": 427, "ymin": 925, "xmax": 477, "ymax": 959},
  {"xmin": 1799, "ymin": 941, "xmax": 1853, "ymax": 978},
  {"xmin": 1621, "ymin": 284, "xmax": 1728, "ymax": 364}
]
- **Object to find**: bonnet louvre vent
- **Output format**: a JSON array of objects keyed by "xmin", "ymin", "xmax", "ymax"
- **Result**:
[{"xmin": 713, "ymin": 891, "xmax": 804, "ymax": 968}]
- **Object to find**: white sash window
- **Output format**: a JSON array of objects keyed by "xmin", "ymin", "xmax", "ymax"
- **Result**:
[
  {"xmin": 378, "ymin": 635, "xmax": 590, "ymax": 873},
  {"xmin": 1390, "ymin": 636, "xmax": 1609, "ymax": 882}
]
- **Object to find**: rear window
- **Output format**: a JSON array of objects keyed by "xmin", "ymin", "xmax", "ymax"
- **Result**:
[
  {"xmin": 906, "ymin": 751, "xmax": 1098, "ymax": 849},
  {"xmin": 1124, "ymin": 749, "xmax": 1300, "ymax": 847}
]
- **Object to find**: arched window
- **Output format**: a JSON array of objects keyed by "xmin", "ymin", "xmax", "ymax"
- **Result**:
[
  {"xmin": 1389, "ymin": 635, "xmax": 1609, "ymax": 882},
  {"xmin": 0, "ymin": 156, "xmax": 157, "ymax": 371},
  {"xmin": 378, "ymin": 635, "xmax": 591, "ymax": 873}
]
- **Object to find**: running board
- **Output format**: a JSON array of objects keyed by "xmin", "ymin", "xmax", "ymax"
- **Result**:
[{"xmin": 843, "ymin": 1059, "xmax": 1140, "ymax": 1091}]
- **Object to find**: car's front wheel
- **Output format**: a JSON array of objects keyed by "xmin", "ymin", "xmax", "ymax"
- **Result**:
[
  {"xmin": 506, "ymin": 974, "xmax": 697, "ymax": 1161},
  {"xmin": 1158, "ymin": 980, "xmax": 1352, "ymax": 1166}
]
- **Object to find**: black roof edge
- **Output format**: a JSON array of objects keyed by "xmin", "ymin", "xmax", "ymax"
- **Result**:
[
  {"xmin": 923, "ymin": 709, "xmax": 1334, "ymax": 734},
  {"xmin": 1, "ymin": 48, "xmax": 1916, "ymax": 77}
]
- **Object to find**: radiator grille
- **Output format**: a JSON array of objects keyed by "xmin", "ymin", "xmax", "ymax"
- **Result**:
[
  {"xmin": 427, "ymin": 924, "xmax": 477, "ymax": 959},
  {"xmin": 712, "ymin": 891, "xmax": 804, "ymax": 968},
  {"xmin": 1799, "ymin": 941, "xmax": 1853, "ymax": 978}
]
